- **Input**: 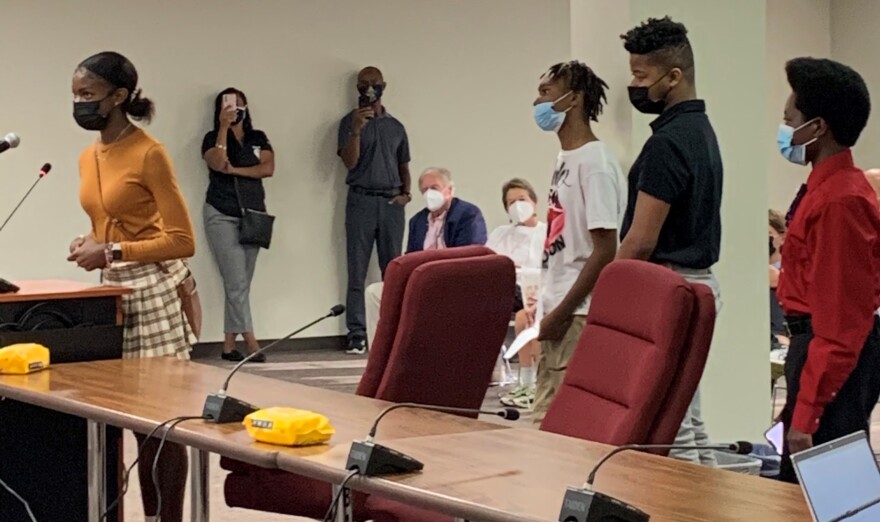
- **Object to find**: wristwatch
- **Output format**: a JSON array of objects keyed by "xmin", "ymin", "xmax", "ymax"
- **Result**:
[{"xmin": 111, "ymin": 243, "xmax": 123, "ymax": 261}]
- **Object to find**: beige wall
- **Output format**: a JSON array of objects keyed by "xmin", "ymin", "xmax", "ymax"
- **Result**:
[
  {"xmin": 1, "ymin": 0, "xmax": 849, "ymax": 442},
  {"xmin": 832, "ymin": 0, "xmax": 880, "ymax": 170},
  {"xmin": 767, "ymin": 0, "xmax": 832, "ymax": 211},
  {"xmin": 0, "ymin": 0, "xmax": 570, "ymax": 341},
  {"xmin": 569, "ymin": 0, "xmax": 634, "ymax": 169}
]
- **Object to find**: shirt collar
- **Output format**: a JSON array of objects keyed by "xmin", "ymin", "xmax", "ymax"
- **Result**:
[
  {"xmin": 650, "ymin": 100, "xmax": 706, "ymax": 132},
  {"xmin": 428, "ymin": 209, "xmax": 447, "ymax": 224},
  {"xmin": 807, "ymin": 149, "xmax": 854, "ymax": 190}
]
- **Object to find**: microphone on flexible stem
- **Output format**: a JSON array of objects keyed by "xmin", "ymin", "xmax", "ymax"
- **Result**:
[
  {"xmin": 0, "ymin": 133, "xmax": 20, "ymax": 155},
  {"xmin": 0, "ymin": 162, "xmax": 51, "ymax": 234},
  {"xmin": 346, "ymin": 403, "xmax": 520, "ymax": 477},
  {"xmin": 201, "ymin": 304, "xmax": 345, "ymax": 423},
  {"xmin": 558, "ymin": 441, "xmax": 754, "ymax": 522}
]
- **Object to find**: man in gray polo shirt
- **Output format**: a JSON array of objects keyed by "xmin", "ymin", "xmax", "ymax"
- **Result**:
[{"xmin": 337, "ymin": 66, "xmax": 412, "ymax": 354}]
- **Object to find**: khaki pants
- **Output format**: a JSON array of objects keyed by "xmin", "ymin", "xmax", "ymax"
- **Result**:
[
  {"xmin": 533, "ymin": 316, "xmax": 587, "ymax": 424},
  {"xmin": 365, "ymin": 282, "xmax": 384, "ymax": 348}
]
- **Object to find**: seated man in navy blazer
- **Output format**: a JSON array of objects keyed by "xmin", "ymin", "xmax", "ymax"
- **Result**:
[
  {"xmin": 406, "ymin": 167, "xmax": 488, "ymax": 253},
  {"xmin": 357, "ymin": 167, "xmax": 487, "ymax": 353}
]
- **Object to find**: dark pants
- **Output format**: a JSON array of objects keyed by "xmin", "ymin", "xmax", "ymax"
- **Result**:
[
  {"xmin": 345, "ymin": 189, "xmax": 405, "ymax": 341},
  {"xmin": 779, "ymin": 316, "xmax": 880, "ymax": 483}
]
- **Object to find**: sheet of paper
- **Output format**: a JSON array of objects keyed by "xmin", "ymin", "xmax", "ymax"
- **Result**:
[{"xmin": 504, "ymin": 325, "xmax": 539, "ymax": 360}]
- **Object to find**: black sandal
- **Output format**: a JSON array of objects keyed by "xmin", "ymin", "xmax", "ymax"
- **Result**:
[{"xmin": 221, "ymin": 349, "xmax": 245, "ymax": 362}]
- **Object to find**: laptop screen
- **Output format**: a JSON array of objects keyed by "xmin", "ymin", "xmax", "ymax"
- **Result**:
[{"xmin": 795, "ymin": 432, "xmax": 880, "ymax": 521}]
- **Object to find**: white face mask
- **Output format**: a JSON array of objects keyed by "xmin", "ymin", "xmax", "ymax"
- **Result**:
[
  {"xmin": 507, "ymin": 200, "xmax": 535, "ymax": 224},
  {"xmin": 424, "ymin": 188, "xmax": 446, "ymax": 212}
]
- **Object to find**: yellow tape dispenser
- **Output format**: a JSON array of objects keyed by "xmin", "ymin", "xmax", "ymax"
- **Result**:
[
  {"xmin": 243, "ymin": 407, "xmax": 335, "ymax": 446},
  {"xmin": 0, "ymin": 343, "xmax": 50, "ymax": 374}
]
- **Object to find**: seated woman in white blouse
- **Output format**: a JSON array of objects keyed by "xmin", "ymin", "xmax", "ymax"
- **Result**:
[{"xmin": 487, "ymin": 178, "xmax": 546, "ymax": 409}]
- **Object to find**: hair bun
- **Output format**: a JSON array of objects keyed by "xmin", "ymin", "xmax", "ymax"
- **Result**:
[{"xmin": 126, "ymin": 88, "xmax": 155, "ymax": 123}]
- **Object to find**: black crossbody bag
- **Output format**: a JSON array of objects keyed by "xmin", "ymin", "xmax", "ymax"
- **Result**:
[{"xmin": 233, "ymin": 176, "xmax": 275, "ymax": 249}]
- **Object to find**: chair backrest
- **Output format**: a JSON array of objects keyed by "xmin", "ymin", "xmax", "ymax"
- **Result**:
[
  {"xmin": 374, "ymin": 255, "xmax": 515, "ymax": 413},
  {"xmin": 540, "ymin": 260, "xmax": 695, "ymax": 445},
  {"xmin": 644, "ymin": 280, "xmax": 716, "ymax": 450},
  {"xmin": 356, "ymin": 246, "xmax": 495, "ymax": 398}
]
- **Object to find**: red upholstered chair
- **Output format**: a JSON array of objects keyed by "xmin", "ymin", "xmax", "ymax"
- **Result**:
[
  {"xmin": 539, "ymin": 260, "xmax": 695, "ymax": 444},
  {"xmin": 366, "ymin": 261, "xmax": 702, "ymax": 522},
  {"xmin": 372, "ymin": 255, "xmax": 515, "ymax": 408},
  {"xmin": 358, "ymin": 245, "xmax": 496, "ymax": 398},
  {"xmin": 643, "ymin": 280, "xmax": 716, "ymax": 451},
  {"xmin": 222, "ymin": 247, "xmax": 513, "ymax": 520}
]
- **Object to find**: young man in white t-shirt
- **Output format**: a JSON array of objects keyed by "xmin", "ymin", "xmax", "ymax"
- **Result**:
[{"xmin": 531, "ymin": 61, "xmax": 627, "ymax": 423}]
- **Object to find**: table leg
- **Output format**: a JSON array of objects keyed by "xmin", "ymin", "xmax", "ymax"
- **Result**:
[
  {"xmin": 331, "ymin": 485, "xmax": 353, "ymax": 522},
  {"xmin": 87, "ymin": 420, "xmax": 107, "ymax": 522},
  {"xmin": 190, "ymin": 448, "xmax": 210, "ymax": 522}
]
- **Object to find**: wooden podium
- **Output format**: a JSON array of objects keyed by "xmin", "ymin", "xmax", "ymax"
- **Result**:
[{"xmin": 0, "ymin": 280, "xmax": 131, "ymax": 522}]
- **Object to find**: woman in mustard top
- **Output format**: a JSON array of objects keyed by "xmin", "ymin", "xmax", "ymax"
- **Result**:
[{"xmin": 67, "ymin": 51, "xmax": 194, "ymax": 522}]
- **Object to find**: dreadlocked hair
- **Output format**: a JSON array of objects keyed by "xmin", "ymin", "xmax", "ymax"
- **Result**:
[{"xmin": 545, "ymin": 61, "xmax": 609, "ymax": 123}]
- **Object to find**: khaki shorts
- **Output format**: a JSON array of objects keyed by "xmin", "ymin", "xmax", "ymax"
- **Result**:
[{"xmin": 533, "ymin": 316, "xmax": 587, "ymax": 424}]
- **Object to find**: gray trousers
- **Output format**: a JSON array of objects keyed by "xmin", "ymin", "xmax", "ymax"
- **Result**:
[
  {"xmin": 669, "ymin": 267, "xmax": 722, "ymax": 466},
  {"xmin": 345, "ymin": 190, "xmax": 405, "ymax": 341},
  {"xmin": 204, "ymin": 204, "xmax": 259, "ymax": 334}
]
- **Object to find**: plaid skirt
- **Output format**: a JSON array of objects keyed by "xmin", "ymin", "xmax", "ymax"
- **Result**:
[{"xmin": 102, "ymin": 260, "xmax": 196, "ymax": 359}]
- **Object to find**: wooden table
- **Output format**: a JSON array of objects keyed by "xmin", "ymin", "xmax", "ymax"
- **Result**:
[
  {"xmin": 281, "ymin": 428, "xmax": 809, "ymax": 522},
  {"xmin": 0, "ymin": 358, "xmax": 503, "ymax": 521},
  {"xmin": 0, "ymin": 358, "xmax": 811, "ymax": 522},
  {"xmin": 0, "ymin": 280, "xmax": 133, "ymax": 303}
]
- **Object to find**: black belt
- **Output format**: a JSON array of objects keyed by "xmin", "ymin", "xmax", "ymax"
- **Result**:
[
  {"xmin": 785, "ymin": 314, "xmax": 812, "ymax": 336},
  {"xmin": 350, "ymin": 186, "xmax": 398, "ymax": 198}
]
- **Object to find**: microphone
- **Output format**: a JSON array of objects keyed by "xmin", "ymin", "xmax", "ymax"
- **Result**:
[
  {"xmin": 346, "ymin": 403, "xmax": 520, "ymax": 477},
  {"xmin": 0, "ymin": 133, "xmax": 20, "ymax": 155},
  {"xmin": 0, "ymin": 162, "xmax": 51, "ymax": 234},
  {"xmin": 559, "ymin": 441, "xmax": 754, "ymax": 522},
  {"xmin": 201, "ymin": 304, "xmax": 345, "ymax": 423}
]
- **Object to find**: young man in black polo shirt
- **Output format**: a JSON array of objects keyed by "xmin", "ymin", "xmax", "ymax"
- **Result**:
[{"xmin": 617, "ymin": 17, "xmax": 724, "ymax": 466}]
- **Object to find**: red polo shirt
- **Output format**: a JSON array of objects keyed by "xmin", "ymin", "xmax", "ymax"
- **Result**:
[{"xmin": 777, "ymin": 150, "xmax": 880, "ymax": 434}]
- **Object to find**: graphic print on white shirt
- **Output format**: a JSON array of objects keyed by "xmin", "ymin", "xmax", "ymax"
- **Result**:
[
  {"xmin": 542, "ymin": 141, "xmax": 626, "ymax": 316},
  {"xmin": 545, "ymin": 161, "xmax": 570, "ymax": 260}
]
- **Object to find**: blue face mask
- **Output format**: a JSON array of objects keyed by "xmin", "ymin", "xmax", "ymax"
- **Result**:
[
  {"xmin": 777, "ymin": 120, "xmax": 817, "ymax": 165},
  {"xmin": 534, "ymin": 91, "xmax": 573, "ymax": 132}
]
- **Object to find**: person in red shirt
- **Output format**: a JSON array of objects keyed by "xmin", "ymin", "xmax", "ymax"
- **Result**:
[{"xmin": 776, "ymin": 57, "xmax": 880, "ymax": 483}]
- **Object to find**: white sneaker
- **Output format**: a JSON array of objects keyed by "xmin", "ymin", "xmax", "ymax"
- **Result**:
[{"xmin": 345, "ymin": 339, "xmax": 367, "ymax": 355}]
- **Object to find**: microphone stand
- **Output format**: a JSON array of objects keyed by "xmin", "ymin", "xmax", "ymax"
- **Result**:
[
  {"xmin": 0, "ymin": 170, "xmax": 47, "ymax": 234},
  {"xmin": 347, "ymin": 404, "xmax": 519, "ymax": 478},
  {"xmin": 0, "ymin": 165, "xmax": 49, "ymax": 294},
  {"xmin": 202, "ymin": 305, "xmax": 344, "ymax": 423},
  {"xmin": 559, "ymin": 442, "xmax": 754, "ymax": 522},
  {"xmin": 585, "ymin": 443, "xmax": 744, "ymax": 488}
]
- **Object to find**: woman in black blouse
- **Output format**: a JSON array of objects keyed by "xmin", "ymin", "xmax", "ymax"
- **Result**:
[{"xmin": 201, "ymin": 88, "xmax": 274, "ymax": 361}]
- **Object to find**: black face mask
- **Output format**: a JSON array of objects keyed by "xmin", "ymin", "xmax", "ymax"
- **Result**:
[
  {"xmin": 357, "ymin": 83, "xmax": 384, "ymax": 107},
  {"xmin": 73, "ymin": 97, "xmax": 110, "ymax": 131},
  {"xmin": 234, "ymin": 108, "xmax": 246, "ymax": 125},
  {"xmin": 627, "ymin": 71, "xmax": 672, "ymax": 115}
]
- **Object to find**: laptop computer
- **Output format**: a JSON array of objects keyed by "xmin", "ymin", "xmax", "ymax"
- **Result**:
[{"xmin": 793, "ymin": 431, "xmax": 880, "ymax": 522}]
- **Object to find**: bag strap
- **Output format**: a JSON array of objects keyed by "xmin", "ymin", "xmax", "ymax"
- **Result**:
[
  {"xmin": 94, "ymin": 149, "xmax": 135, "ymax": 242},
  {"xmin": 94, "ymin": 149, "xmax": 176, "ymax": 276},
  {"xmin": 232, "ymin": 176, "xmax": 247, "ymax": 217}
]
